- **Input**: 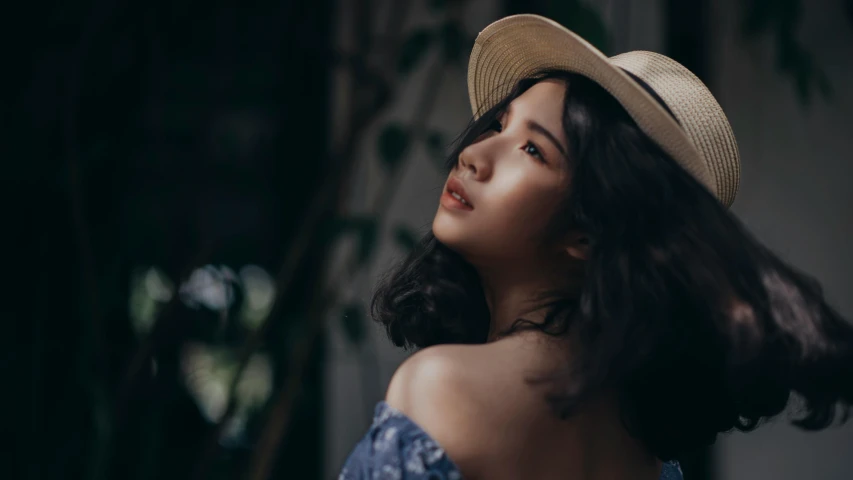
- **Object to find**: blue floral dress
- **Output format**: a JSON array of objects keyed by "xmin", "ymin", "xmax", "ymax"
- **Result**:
[{"xmin": 339, "ymin": 401, "xmax": 684, "ymax": 480}]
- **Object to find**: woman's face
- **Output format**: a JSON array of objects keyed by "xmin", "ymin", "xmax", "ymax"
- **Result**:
[{"xmin": 433, "ymin": 79, "xmax": 572, "ymax": 264}]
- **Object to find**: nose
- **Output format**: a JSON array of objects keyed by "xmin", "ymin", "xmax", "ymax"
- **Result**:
[{"xmin": 457, "ymin": 137, "xmax": 495, "ymax": 180}]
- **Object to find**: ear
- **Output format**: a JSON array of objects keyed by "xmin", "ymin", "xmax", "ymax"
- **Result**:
[{"xmin": 563, "ymin": 232, "xmax": 591, "ymax": 261}]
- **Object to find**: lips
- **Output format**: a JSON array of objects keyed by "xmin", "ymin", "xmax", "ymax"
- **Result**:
[{"xmin": 446, "ymin": 177, "xmax": 474, "ymax": 208}]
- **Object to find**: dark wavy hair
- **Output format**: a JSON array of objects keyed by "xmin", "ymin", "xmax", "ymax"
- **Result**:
[{"xmin": 371, "ymin": 70, "xmax": 853, "ymax": 461}]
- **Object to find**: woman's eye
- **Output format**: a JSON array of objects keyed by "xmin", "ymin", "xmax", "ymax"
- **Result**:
[{"xmin": 524, "ymin": 142, "xmax": 545, "ymax": 162}]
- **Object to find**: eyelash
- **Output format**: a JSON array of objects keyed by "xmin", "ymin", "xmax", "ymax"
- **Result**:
[{"xmin": 488, "ymin": 119, "xmax": 547, "ymax": 163}]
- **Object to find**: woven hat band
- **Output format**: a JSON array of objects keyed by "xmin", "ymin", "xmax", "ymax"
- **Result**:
[{"xmin": 609, "ymin": 52, "xmax": 740, "ymax": 206}]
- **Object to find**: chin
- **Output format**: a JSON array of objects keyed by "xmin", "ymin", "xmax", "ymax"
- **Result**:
[
  {"xmin": 433, "ymin": 216, "xmax": 491, "ymax": 263},
  {"xmin": 432, "ymin": 213, "xmax": 468, "ymax": 252},
  {"xmin": 431, "ymin": 213, "xmax": 454, "ymax": 243}
]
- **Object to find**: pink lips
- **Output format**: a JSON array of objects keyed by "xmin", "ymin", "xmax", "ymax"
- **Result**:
[
  {"xmin": 440, "ymin": 177, "xmax": 474, "ymax": 211},
  {"xmin": 446, "ymin": 177, "xmax": 473, "ymax": 207}
]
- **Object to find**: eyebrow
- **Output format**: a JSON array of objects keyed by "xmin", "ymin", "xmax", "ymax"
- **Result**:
[
  {"xmin": 505, "ymin": 103, "xmax": 568, "ymax": 158},
  {"xmin": 527, "ymin": 120, "xmax": 567, "ymax": 158}
]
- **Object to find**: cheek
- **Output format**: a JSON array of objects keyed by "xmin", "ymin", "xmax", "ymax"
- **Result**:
[
  {"xmin": 432, "ymin": 165, "xmax": 568, "ymax": 259},
  {"xmin": 490, "ymin": 173, "xmax": 565, "ymax": 236},
  {"xmin": 460, "ymin": 181, "xmax": 566, "ymax": 261}
]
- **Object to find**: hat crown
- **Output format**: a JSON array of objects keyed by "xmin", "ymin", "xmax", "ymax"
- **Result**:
[{"xmin": 609, "ymin": 51, "xmax": 740, "ymax": 207}]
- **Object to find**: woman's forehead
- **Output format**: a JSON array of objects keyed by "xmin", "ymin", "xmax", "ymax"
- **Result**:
[
  {"xmin": 507, "ymin": 79, "xmax": 567, "ymax": 121},
  {"xmin": 506, "ymin": 79, "xmax": 570, "ymax": 149}
]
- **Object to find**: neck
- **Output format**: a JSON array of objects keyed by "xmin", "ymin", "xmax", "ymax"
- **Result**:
[{"xmin": 475, "ymin": 258, "xmax": 582, "ymax": 341}]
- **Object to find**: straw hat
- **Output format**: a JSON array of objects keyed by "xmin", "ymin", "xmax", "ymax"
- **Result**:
[{"xmin": 467, "ymin": 14, "xmax": 740, "ymax": 207}]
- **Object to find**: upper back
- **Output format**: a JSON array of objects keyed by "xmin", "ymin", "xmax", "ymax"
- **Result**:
[{"xmin": 384, "ymin": 333, "xmax": 663, "ymax": 480}]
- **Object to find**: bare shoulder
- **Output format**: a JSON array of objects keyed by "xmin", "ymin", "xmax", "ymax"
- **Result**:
[
  {"xmin": 386, "ymin": 334, "xmax": 563, "ymax": 408},
  {"xmin": 385, "ymin": 337, "xmax": 561, "ymax": 475},
  {"xmin": 385, "ymin": 344, "xmax": 494, "ymax": 474},
  {"xmin": 385, "ymin": 344, "xmax": 479, "ymax": 415}
]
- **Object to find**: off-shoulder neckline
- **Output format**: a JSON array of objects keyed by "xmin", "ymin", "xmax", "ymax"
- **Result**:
[{"xmin": 372, "ymin": 401, "xmax": 683, "ymax": 480}]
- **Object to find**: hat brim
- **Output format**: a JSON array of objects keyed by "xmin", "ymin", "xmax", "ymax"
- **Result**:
[{"xmin": 467, "ymin": 14, "xmax": 715, "ymax": 196}]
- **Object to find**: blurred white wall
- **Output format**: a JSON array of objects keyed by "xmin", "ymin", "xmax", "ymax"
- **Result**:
[{"xmin": 712, "ymin": 0, "xmax": 853, "ymax": 478}]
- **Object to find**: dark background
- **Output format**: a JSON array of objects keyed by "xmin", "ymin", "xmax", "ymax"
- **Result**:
[{"xmin": 10, "ymin": 0, "xmax": 851, "ymax": 479}]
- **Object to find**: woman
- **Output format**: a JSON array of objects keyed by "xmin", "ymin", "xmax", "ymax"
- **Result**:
[{"xmin": 339, "ymin": 14, "xmax": 853, "ymax": 480}]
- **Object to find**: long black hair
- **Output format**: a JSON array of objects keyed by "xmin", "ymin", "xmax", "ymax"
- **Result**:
[{"xmin": 371, "ymin": 71, "xmax": 853, "ymax": 461}]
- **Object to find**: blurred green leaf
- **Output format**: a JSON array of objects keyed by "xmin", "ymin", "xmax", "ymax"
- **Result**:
[
  {"xmin": 425, "ymin": 131, "xmax": 447, "ymax": 169},
  {"xmin": 429, "ymin": 0, "xmax": 467, "ymax": 12},
  {"xmin": 545, "ymin": 0, "xmax": 609, "ymax": 54},
  {"xmin": 378, "ymin": 123, "xmax": 411, "ymax": 170},
  {"xmin": 816, "ymin": 69, "xmax": 833, "ymax": 99},
  {"xmin": 794, "ymin": 69, "xmax": 810, "ymax": 104},
  {"xmin": 340, "ymin": 304, "xmax": 366, "ymax": 345},
  {"xmin": 741, "ymin": 0, "xmax": 777, "ymax": 37},
  {"xmin": 439, "ymin": 21, "xmax": 467, "ymax": 64},
  {"xmin": 429, "ymin": 0, "xmax": 447, "ymax": 11},
  {"xmin": 740, "ymin": 0, "xmax": 832, "ymax": 104},
  {"xmin": 393, "ymin": 226, "xmax": 420, "ymax": 252},
  {"xmin": 354, "ymin": 218, "xmax": 379, "ymax": 266},
  {"xmin": 319, "ymin": 216, "xmax": 346, "ymax": 242},
  {"xmin": 322, "ymin": 216, "xmax": 379, "ymax": 266},
  {"xmin": 846, "ymin": 0, "xmax": 853, "ymax": 27},
  {"xmin": 398, "ymin": 29, "xmax": 433, "ymax": 74}
]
